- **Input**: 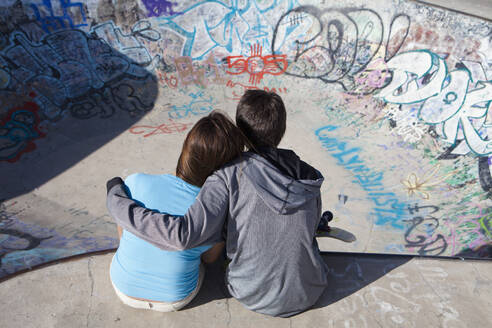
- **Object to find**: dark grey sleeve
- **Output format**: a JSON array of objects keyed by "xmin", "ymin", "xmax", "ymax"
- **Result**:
[{"xmin": 106, "ymin": 175, "xmax": 229, "ymax": 251}]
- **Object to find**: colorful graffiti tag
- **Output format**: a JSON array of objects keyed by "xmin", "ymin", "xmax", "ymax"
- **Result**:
[
  {"xmin": 0, "ymin": 93, "xmax": 45, "ymax": 162},
  {"xmin": 225, "ymin": 44, "xmax": 288, "ymax": 85},
  {"xmin": 154, "ymin": 0, "xmax": 299, "ymax": 59},
  {"xmin": 272, "ymin": 6, "xmax": 410, "ymax": 91},
  {"xmin": 316, "ymin": 125, "xmax": 409, "ymax": 230},
  {"xmin": 376, "ymin": 50, "xmax": 492, "ymax": 156}
]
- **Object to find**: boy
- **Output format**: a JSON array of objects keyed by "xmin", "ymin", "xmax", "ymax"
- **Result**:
[{"xmin": 106, "ymin": 90, "xmax": 329, "ymax": 317}]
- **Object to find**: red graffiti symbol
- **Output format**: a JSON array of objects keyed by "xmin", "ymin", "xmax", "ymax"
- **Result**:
[
  {"xmin": 157, "ymin": 71, "xmax": 178, "ymax": 89},
  {"xmin": 226, "ymin": 80, "xmax": 256, "ymax": 91},
  {"xmin": 225, "ymin": 80, "xmax": 288, "ymax": 100},
  {"xmin": 263, "ymin": 86, "xmax": 288, "ymax": 94},
  {"xmin": 129, "ymin": 121, "xmax": 193, "ymax": 137},
  {"xmin": 226, "ymin": 44, "xmax": 288, "ymax": 85}
]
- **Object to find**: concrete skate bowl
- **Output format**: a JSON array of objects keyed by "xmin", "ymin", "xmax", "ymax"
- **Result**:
[{"xmin": 1, "ymin": 0, "xmax": 491, "ymax": 280}]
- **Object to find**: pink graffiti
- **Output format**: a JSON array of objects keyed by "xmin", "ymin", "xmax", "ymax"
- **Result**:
[
  {"xmin": 174, "ymin": 54, "xmax": 225, "ymax": 88},
  {"xmin": 157, "ymin": 71, "xmax": 178, "ymax": 89},
  {"xmin": 225, "ymin": 44, "xmax": 288, "ymax": 85},
  {"xmin": 354, "ymin": 58, "xmax": 390, "ymax": 89},
  {"xmin": 444, "ymin": 204, "xmax": 490, "ymax": 255},
  {"xmin": 129, "ymin": 121, "xmax": 193, "ymax": 137}
]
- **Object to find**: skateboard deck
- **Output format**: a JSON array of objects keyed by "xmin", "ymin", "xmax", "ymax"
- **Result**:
[{"xmin": 317, "ymin": 226, "xmax": 356, "ymax": 243}]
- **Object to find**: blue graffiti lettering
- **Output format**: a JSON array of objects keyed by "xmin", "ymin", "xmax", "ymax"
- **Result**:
[
  {"xmin": 316, "ymin": 125, "xmax": 408, "ymax": 229},
  {"xmin": 30, "ymin": 0, "xmax": 87, "ymax": 33},
  {"xmin": 167, "ymin": 91, "xmax": 214, "ymax": 119},
  {"xmin": 155, "ymin": 0, "xmax": 297, "ymax": 59}
]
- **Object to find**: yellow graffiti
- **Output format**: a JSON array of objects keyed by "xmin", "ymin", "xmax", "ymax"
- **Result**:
[
  {"xmin": 401, "ymin": 164, "xmax": 458, "ymax": 199},
  {"xmin": 479, "ymin": 212, "xmax": 492, "ymax": 239}
]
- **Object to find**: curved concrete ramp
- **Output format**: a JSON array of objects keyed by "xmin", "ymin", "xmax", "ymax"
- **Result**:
[{"xmin": 1, "ymin": 0, "xmax": 491, "ymax": 279}]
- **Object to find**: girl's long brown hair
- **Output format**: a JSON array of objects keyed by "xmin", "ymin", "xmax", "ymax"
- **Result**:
[{"xmin": 176, "ymin": 111, "xmax": 247, "ymax": 187}]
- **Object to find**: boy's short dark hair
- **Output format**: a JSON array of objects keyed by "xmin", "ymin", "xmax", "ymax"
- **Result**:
[{"xmin": 236, "ymin": 90, "xmax": 286, "ymax": 148}]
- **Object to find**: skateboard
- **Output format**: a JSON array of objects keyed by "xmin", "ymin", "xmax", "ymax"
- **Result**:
[{"xmin": 316, "ymin": 211, "xmax": 356, "ymax": 243}]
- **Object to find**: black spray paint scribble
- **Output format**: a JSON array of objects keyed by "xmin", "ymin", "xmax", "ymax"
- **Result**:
[
  {"xmin": 404, "ymin": 216, "xmax": 447, "ymax": 256},
  {"xmin": 404, "ymin": 204, "xmax": 447, "ymax": 256},
  {"xmin": 0, "ymin": 228, "xmax": 53, "ymax": 269},
  {"xmin": 0, "ymin": 202, "xmax": 51, "ymax": 269},
  {"xmin": 478, "ymin": 156, "xmax": 492, "ymax": 192},
  {"xmin": 271, "ymin": 6, "xmax": 410, "ymax": 91},
  {"xmin": 338, "ymin": 194, "xmax": 348, "ymax": 204}
]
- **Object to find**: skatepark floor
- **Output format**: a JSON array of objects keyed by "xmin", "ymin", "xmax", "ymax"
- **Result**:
[{"xmin": 1, "ymin": 252, "xmax": 491, "ymax": 328}]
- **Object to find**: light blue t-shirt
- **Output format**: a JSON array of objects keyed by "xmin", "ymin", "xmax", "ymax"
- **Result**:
[{"xmin": 110, "ymin": 173, "xmax": 211, "ymax": 302}]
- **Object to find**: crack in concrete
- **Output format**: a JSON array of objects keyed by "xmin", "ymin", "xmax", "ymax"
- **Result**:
[
  {"xmin": 86, "ymin": 257, "xmax": 94, "ymax": 328},
  {"xmin": 362, "ymin": 290, "xmax": 385, "ymax": 328},
  {"xmin": 470, "ymin": 261, "xmax": 483, "ymax": 279},
  {"xmin": 88, "ymin": 257, "xmax": 94, "ymax": 297},
  {"xmin": 363, "ymin": 222, "xmax": 375, "ymax": 253},
  {"xmin": 371, "ymin": 314, "xmax": 385, "ymax": 328},
  {"xmin": 468, "ymin": 261, "xmax": 492, "ymax": 296},
  {"xmin": 414, "ymin": 263, "xmax": 463, "ymax": 327},
  {"xmin": 416, "ymin": 265, "xmax": 447, "ymax": 303},
  {"xmin": 225, "ymin": 298, "xmax": 231, "ymax": 328}
]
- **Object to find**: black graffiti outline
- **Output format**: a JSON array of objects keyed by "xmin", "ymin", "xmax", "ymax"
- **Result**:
[
  {"xmin": 384, "ymin": 14, "xmax": 411, "ymax": 62},
  {"xmin": 478, "ymin": 156, "xmax": 492, "ymax": 192},
  {"xmin": 437, "ymin": 142, "xmax": 463, "ymax": 160},
  {"xmin": 0, "ymin": 201, "xmax": 23, "ymax": 228},
  {"xmin": 1, "ymin": 27, "xmax": 156, "ymax": 122},
  {"xmin": 0, "ymin": 228, "xmax": 53, "ymax": 269},
  {"xmin": 271, "ymin": 6, "xmax": 410, "ymax": 91},
  {"xmin": 0, "ymin": 212, "xmax": 14, "ymax": 227},
  {"xmin": 403, "ymin": 216, "xmax": 447, "ymax": 256},
  {"xmin": 406, "ymin": 204, "xmax": 439, "ymax": 215}
]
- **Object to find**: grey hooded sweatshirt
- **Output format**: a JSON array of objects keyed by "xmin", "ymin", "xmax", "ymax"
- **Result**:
[{"xmin": 106, "ymin": 148, "xmax": 329, "ymax": 317}]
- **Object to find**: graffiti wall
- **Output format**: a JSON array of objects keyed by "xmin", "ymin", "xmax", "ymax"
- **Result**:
[{"xmin": 0, "ymin": 0, "xmax": 491, "ymax": 278}]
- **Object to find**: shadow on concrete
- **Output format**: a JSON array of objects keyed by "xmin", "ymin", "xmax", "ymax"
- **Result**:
[
  {"xmin": 313, "ymin": 253, "xmax": 413, "ymax": 309},
  {"xmin": 0, "ymin": 1, "xmax": 159, "ymax": 201},
  {"xmin": 184, "ymin": 252, "xmax": 413, "ymax": 311},
  {"xmin": 317, "ymin": 227, "xmax": 357, "ymax": 243},
  {"xmin": 0, "ymin": 1, "xmax": 159, "ymax": 278},
  {"xmin": 455, "ymin": 244, "xmax": 492, "ymax": 258},
  {"xmin": 185, "ymin": 259, "xmax": 232, "ymax": 309}
]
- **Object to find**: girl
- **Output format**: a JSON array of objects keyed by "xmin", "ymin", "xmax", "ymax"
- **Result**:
[{"xmin": 110, "ymin": 111, "xmax": 246, "ymax": 311}]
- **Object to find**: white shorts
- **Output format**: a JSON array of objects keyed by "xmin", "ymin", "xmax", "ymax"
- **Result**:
[{"xmin": 110, "ymin": 261, "xmax": 205, "ymax": 312}]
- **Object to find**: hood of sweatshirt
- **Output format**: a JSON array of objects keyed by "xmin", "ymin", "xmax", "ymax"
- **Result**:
[{"xmin": 241, "ymin": 147, "xmax": 324, "ymax": 215}]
